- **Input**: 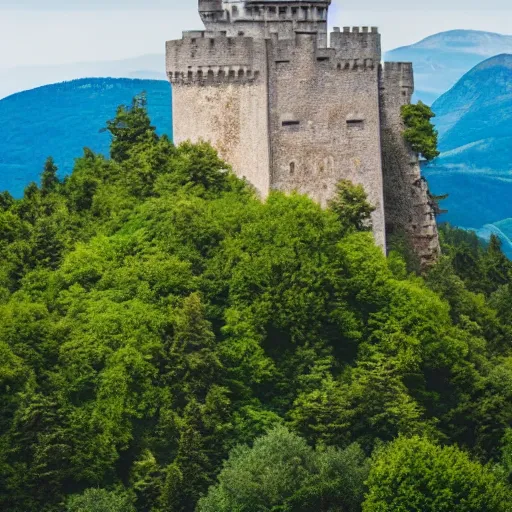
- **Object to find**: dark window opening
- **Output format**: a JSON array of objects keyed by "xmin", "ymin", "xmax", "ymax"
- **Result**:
[
  {"xmin": 290, "ymin": 162, "xmax": 295, "ymax": 174},
  {"xmin": 282, "ymin": 120, "xmax": 300, "ymax": 127},
  {"xmin": 317, "ymin": 56, "xmax": 329, "ymax": 62},
  {"xmin": 347, "ymin": 119, "xmax": 365, "ymax": 130},
  {"xmin": 238, "ymin": 31, "xmax": 245, "ymax": 36}
]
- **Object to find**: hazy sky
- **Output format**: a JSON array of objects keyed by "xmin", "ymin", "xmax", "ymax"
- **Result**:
[{"xmin": 0, "ymin": 0, "xmax": 510, "ymax": 69}]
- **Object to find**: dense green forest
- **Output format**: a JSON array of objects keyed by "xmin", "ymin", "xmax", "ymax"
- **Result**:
[{"xmin": 1, "ymin": 96, "xmax": 512, "ymax": 511}]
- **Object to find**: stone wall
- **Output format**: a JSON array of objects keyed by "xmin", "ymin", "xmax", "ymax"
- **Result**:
[
  {"xmin": 330, "ymin": 26, "xmax": 381, "ymax": 60},
  {"xmin": 200, "ymin": 1, "xmax": 330, "ymax": 47},
  {"xmin": 380, "ymin": 62, "xmax": 441, "ymax": 268},
  {"xmin": 167, "ymin": 34, "xmax": 271, "ymax": 196},
  {"xmin": 268, "ymin": 31, "xmax": 386, "ymax": 248},
  {"xmin": 166, "ymin": 0, "xmax": 441, "ymax": 265}
]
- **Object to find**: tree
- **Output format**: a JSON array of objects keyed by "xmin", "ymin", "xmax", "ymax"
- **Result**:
[
  {"xmin": 66, "ymin": 488, "xmax": 135, "ymax": 512},
  {"xmin": 328, "ymin": 179, "xmax": 375, "ymax": 233},
  {"xmin": 105, "ymin": 93, "xmax": 158, "ymax": 162},
  {"xmin": 363, "ymin": 436, "xmax": 512, "ymax": 512},
  {"xmin": 401, "ymin": 102, "xmax": 440, "ymax": 161},
  {"xmin": 41, "ymin": 157, "xmax": 59, "ymax": 194},
  {"xmin": 198, "ymin": 426, "xmax": 369, "ymax": 512}
]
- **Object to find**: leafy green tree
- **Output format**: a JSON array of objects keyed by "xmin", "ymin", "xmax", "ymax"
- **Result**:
[
  {"xmin": 66, "ymin": 488, "xmax": 135, "ymax": 512},
  {"xmin": 198, "ymin": 426, "xmax": 369, "ymax": 512},
  {"xmin": 363, "ymin": 436, "xmax": 512, "ymax": 511},
  {"xmin": 401, "ymin": 101, "xmax": 440, "ymax": 161},
  {"xmin": 105, "ymin": 93, "xmax": 158, "ymax": 162},
  {"xmin": 328, "ymin": 179, "xmax": 375, "ymax": 233}
]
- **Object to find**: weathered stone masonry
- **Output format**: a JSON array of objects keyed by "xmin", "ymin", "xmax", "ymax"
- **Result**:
[{"xmin": 166, "ymin": 0, "xmax": 440, "ymax": 267}]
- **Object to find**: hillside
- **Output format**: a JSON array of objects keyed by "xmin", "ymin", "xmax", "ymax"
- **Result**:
[
  {"xmin": 1, "ymin": 99, "xmax": 512, "ymax": 512},
  {"xmin": 385, "ymin": 30, "xmax": 512, "ymax": 104},
  {"xmin": 423, "ymin": 54, "xmax": 512, "ymax": 253},
  {"xmin": 0, "ymin": 54, "xmax": 167, "ymax": 100},
  {"xmin": 0, "ymin": 78, "xmax": 171, "ymax": 197}
]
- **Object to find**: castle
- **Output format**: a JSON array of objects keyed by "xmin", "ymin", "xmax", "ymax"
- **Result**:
[{"xmin": 166, "ymin": 0, "xmax": 440, "ymax": 267}]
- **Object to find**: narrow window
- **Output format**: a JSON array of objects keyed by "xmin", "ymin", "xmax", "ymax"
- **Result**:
[
  {"xmin": 290, "ymin": 162, "xmax": 295, "ymax": 175},
  {"xmin": 347, "ymin": 119, "xmax": 365, "ymax": 130},
  {"xmin": 282, "ymin": 120, "xmax": 300, "ymax": 127}
]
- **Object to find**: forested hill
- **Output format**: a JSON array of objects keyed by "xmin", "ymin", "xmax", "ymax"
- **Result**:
[
  {"xmin": 1, "ymin": 98, "xmax": 512, "ymax": 512},
  {"xmin": 0, "ymin": 78, "xmax": 171, "ymax": 197}
]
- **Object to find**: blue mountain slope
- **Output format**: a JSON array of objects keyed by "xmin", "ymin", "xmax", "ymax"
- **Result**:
[
  {"xmin": 0, "ymin": 78, "xmax": 171, "ymax": 197},
  {"xmin": 0, "ymin": 55, "xmax": 167, "ymax": 100},
  {"xmin": 385, "ymin": 30, "xmax": 512, "ymax": 104},
  {"xmin": 423, "ymin": 54, "xmax": 512, "ymax": 253}
]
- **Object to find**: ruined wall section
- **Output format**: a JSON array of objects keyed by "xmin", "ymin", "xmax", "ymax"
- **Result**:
[
  {"xmin": 267, "ymin": 30, "xmax": 386, "ymax": 247},
  {"xmin": 380, "ymin": 62, "xmax": 440, "ymax": 267},
  {"xmin": 166, "ymin": 32, "xmax": 271, "ymax": 196}
]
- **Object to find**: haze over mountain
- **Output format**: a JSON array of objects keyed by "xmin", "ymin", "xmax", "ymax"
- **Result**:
[
  {"xmin": 0, "ymin": 55, "xmax": 166, "ymax": 100},
  {"xmin": 424, "ymin": 53, "xmax": 512, "ymax": 253},
  {"xmin": 0, "ymin": 78, "xmax": 171, "ymax": 197},
  {"xmin": 385, "ymin": 30, "xmax": 512, "ymax": 104}
]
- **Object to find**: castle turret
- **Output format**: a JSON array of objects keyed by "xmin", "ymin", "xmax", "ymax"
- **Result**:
[
  {"xmin": 199, "ymin": 0, "xmax": 225, "ymax": 27},
  {"xmin": 197, "ymin": 0, "xmax": 331, "ymax": 47}
]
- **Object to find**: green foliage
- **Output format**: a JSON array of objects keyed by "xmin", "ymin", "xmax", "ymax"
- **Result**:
[
  {"xmin": 363, "ymin": 436, "xmax": 512, "ymax": 511},
  {"xmin": 198, "ymin": 426, "xmax": 369, "ymax": 512},
  {"xmin": 0, "ymin": 97, "xmax": 511, "ymax": 511},
  {"xmin": 41, "ymin": 157, "xmax": 60, "ymax": 194},
  {"xmin": 328, "ymin": 179, "xmax": 375, "ymax": 233},
  {"xmin": 66, "ymin": 488, "xmax": 135, "ymax": 512},
  {"xmin": 105, "ymin": 93, "xmax": 158, "ymax": 162},
  {"xmin": 401, "ymin": 101, "xmax": 440, "ymax": 161}
]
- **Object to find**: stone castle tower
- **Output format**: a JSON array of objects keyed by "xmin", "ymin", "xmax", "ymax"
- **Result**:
[{"xmin": 166, "ymin": 0, "xmax": 440, "ymax": 267}]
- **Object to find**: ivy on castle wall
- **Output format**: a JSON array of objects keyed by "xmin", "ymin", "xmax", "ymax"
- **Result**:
[{"xmin": 401, "ymin": 101, "xmax": 440, "ymax": 161}]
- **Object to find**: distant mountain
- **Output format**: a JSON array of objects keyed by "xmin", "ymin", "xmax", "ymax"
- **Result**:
[
  {"xmin": 385, "ymin": 30, "xmax": 512, "ymax": 104},
  {"xmin": 0, "ymin": 55, "xmax": 166, "ymax": 100},
  {"xmin": 423, "ymin": 54, "xmax": 512, "ymax": 254},
  {"xmin": 0, "ymin": 78, "xmax": 171, "ymax": 197}
]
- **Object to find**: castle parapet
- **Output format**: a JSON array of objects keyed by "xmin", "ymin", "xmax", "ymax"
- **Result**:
[
  {"xmin": 168, "ymin": 66, "xmax": 260, "ymax": 85},
  {"xmin": 166, "ymin": 34, "xmax": 267, "ymax": 86},
  {"xmin": 330, "ymin": 26, "xmax": 381, "ymax": 60},
  {"xmin": 382, "ymin": 61, "xmax": 414, "ymax": 96}
]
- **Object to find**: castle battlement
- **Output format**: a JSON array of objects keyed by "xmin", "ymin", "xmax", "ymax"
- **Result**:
[
  {"xmin": 166, "ymin": 0, "xmax": 440, "ymax": 268},
  {"xmin": 168, "ymin": 67, "xmax": 260, "ymax": 85}
]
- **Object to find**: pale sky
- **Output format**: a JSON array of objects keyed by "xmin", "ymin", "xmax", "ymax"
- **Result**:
[{"xmin": 0, "ymin": 0, "xmax": 511, "ymax": 69}]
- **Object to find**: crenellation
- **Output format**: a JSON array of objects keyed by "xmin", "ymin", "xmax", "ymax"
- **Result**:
[
  {"xmin": 331, "ymin": 26, "xmax": 381, "ymax": 60},
  {"xmin": 167, "ymin": 0, "xmax": 440, "ymax": 267}
]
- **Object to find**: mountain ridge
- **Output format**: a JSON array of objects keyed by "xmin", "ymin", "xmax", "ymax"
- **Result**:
[
  {"xmin": 424, "ymin": 53, "xmax": 512, "ymax": 253},
  {"xmin": 385, "ymin": 29, "xmax": 512, "ymax": 104},
  {"xmin": 0, "ymin": 78, "xmax": 171, "ymax": 197}
]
